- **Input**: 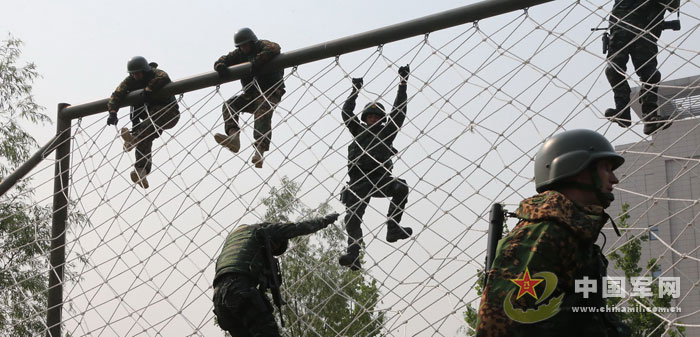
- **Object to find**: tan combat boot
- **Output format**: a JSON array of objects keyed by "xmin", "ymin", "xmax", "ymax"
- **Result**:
[
  {"xmin": 130, "ymin": 168, "xmax": 149, "ymax": 189},
  {"xmin": 251, "ymin": 146, "xmax": 265, "ymax": 168},
  {"xmin": 214, "ymin": 131, "xmax": 240, "ymax": 153},
  {"xmin": 121, "ymin": 128, "xmax": 137, "ymax": 152}
]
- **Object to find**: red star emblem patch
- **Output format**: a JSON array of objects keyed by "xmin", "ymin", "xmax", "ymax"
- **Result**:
[{"xmin": 510, "ymin": 267, "xmax": 544, "ymax": 300}]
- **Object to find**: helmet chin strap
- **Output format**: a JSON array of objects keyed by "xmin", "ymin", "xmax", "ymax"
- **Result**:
[{"xmin": 555, "ymin": 166, "xmax": 621, "ymax": 236}]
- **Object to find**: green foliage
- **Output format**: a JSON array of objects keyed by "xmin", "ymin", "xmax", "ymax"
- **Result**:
[
  {"xmin": 608, "ymin": 203, "xmax": 685, "ymax": 337},
  {"xmin": 0, "ymin": 33, "xmax": 53, "ymax": 337},
  {"xmin": 262, "ymin": 176, "xmax": 385, "ymax": 336}
]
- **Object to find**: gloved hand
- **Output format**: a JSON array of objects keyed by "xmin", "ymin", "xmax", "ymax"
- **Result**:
[
  {"xmin": 321, "ymin": 212, "xmax": 340, "ymax": 227},
  {"xmin": 106, "ymin": 111, "xmax": 118, "ymax": 126},
  {"xmin": 214, "ymin": 63, "xmax": 227, "ymax": 74},
  {"xmin": 399, "ymin": 64, "xmax": 410, "ymax": 82},
  {"xmin": 352, "ymin": 77, "xmax": 363, "ymax": 91},
  {"xmin": 141, "ymin": 89, "xmax": 152, "ymax": 102}
]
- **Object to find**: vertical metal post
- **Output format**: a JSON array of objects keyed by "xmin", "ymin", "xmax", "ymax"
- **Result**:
[{"xmin": 47, "ymin": 103, "xmax": 71, "ymax": 337}]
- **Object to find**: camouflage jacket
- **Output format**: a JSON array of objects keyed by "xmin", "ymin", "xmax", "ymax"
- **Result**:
[
  {"xmin": 107, "ymin": 65, "xmax": 174, "ymax": 112},
  {"xmin": 213, "ymin": 40, "xmax": 285, "ymax": 93},
  {"xmin": 476, "ymin": 191, "xmax": 629, "ymax": 337},
  {"xmin": 610, "ymin": 0, "xmax": 678, "ymax": 28},
  {"xmin": 214, "ymin": 218, "xmax": 326, "ymax": 286},
  {"xmin": 342, "ymin": 84, "xmax": 407, "ymax": 180}
]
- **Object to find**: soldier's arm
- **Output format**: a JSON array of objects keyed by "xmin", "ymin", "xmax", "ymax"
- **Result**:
[
  {"xmin": 342, "ymin": 80, "xmax": 362, "ymax": 136},
  {"xmin": 253, "ymin": 40, "xmax": 281, "ymax": 65},
  {"xmin": 146, "ymin": 69, "xmax": 171, "ymax": 92},
  {"xmin": 107, "ymin": 76, "xmax": 132, "ymax": 112},
  {"xmin": 213, "ymin": 50, "xmax": 243, "ymax": 70},
  {"xmin": 265, "ymin": 214, "xmax": 337, "ymax": 242},
  {"xmin": 381, "ymin": 82, "xmax": 408, "ymax": 143}
]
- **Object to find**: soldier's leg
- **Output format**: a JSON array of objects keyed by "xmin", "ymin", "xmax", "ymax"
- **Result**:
[
  {"xmin": 375, "ymin": 176, "xmax": 412, "ymax": 243},
  {"xmin": 604, "ymin": 28, "xmax": 634, "ymax": 127},
  {"xmin": 150, "ymin": 102, "xmax": 181, "ymax": 132},
  {"xmin": 242, "ymin": 292, "xmax": 281, "ymax": 337},
  {"xmin": 251, "ymin": 88, "xmax": 284, "ymax": 168},
  {"xmin": 216, "ymin": 95, "xmax": 250, "ymax": 153},
  {"xmin": 131, "ymin": 133, "xmax": 153, "ymax": 189},
  {"xmin": 339, "ymin": 179, "xmax": 371, "ymax": 270},
  {"xmin": 631, "ymin": 30, "xmax": 668, "ymax": 135}
]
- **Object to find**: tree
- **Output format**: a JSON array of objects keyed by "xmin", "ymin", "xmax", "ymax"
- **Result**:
[
  {"xmin": 0, "ymin": 34, "xmax": 54, "ymax": 336},
  {"xmin": 608, "ymin": 203, "xmax": 685, "ymax": 337},
  {"xmin": 262, "ymin": 176, "xmax": 385, "ymax": 336}
]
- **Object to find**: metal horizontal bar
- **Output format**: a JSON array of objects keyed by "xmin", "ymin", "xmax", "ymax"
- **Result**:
[
  {"xmin": 59, "ymin": 0, "xmax": 552, "ymax": 121},
  {"xmin": 0, "ymin": 135, "xmax": 59, "ymax": 196}
]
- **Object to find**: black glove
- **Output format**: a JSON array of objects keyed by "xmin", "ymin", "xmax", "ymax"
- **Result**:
[
  {"xmin": 322, "ymin": 213, "xmax": 340, "ymax": 227},
  {"xmin": 141, "ymin": 89, "xmax": 152, "ymax": 102},
  {"xmin": 106, "ymin": 111, "xmax": 118, "ymax": 126},
  {"xmin": 215, "ymin": 63, "xmax": 227, "ymax": 74},
  {"xmin": 399, "ymin": 64, "xmax": 410, "ymax": 82},
  {"xmin": 352, "ymin": 78, "xmax": 363, "ymax": 91}
]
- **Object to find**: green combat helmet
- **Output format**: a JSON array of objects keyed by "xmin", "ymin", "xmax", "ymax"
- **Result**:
[
  {"xmin": 361, "ymin": 102, "xmax": 386, "ymax": 123},
  {"xmin": 127, "ymin": 56, "xmax": 152, "ymax": 74},
  {"xmin": 234, "ymin": 27, "xmax": 258, "ymax": 47},
  {"xmin": 534, "ymin": 129, "xmax": 624, "ymax": 207}
]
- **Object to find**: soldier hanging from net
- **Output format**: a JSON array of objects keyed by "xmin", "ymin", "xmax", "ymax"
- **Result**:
[
  {"xmin": 106, "ymin": 56, "xmax": 180, "ymax": 189},
  {"xmin": 603, "ymin": 0, "xmax": 680, "ymax": 135},
  {"xmin": 212, "ymin": 213, "xmax": 339, "ymax": 336},
  {"xmin": 213, "ymin": 27, "xmax": 286, "ymax": 168},
  {"xmin": 338, "ymin": 65, "xmax": 412, "ymax": 271}
]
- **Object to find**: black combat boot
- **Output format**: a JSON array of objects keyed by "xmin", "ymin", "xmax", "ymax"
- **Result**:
[
  {"xmin": 642, "ymin": 113, "xmax": 671, "ymax": 135},
  {"xmin": 339, "ymin": 245, "xmax": 361, "ymax": 271},
  {"xmin": 604, "ymin": 107, "xmax": 631, "ymax": 128},
  {"xmin": 386, "ymin": 221, "xmax": 412, "ymax": 243}
]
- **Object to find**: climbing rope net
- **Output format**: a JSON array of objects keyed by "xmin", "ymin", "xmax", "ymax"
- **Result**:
[{"xmin": 4, "ymin": 1, "xmax": 700, "ymax": 336}]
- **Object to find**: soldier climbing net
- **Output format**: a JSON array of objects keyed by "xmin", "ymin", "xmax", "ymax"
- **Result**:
[{"xmin": 4, "ymin": 1, "xmax": 700, "ymax": 336}]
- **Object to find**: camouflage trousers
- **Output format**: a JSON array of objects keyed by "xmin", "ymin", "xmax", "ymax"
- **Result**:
[
  {"xmin": 131, "ymin": 101, "xmax": 180, "ymax": 174},
  {"xmin": 604, "ymin": 26, "xmax": 662, "ymax": 116},
  {"xmin": 222, "ymin": 87, "xmax": 285, "ymax": 152},
  {"xmin": 341, "ymin": 171, "xmax": 409, "ymax": 249},
  {"xmin": 212, "ymin": 273, "xmax": 280, "ymax": 337}
]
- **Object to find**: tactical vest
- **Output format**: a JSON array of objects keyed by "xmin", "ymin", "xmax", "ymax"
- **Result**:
[
  {"xmin": 214, "ymin": 224, "xmax": 266, "ymax": 284},
  {"xmin": 347, "ymin": 128, "xmax": 397, "ymax": 179}
]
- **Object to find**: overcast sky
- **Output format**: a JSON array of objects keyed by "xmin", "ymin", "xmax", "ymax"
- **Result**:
[{"xmin": 3, "ymin": 1, "xmax": 700, "ymax": 336}]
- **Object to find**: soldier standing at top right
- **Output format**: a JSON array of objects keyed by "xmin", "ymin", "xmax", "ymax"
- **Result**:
[{"xmin": 604, "ymin": 0, "xmax": 680, "ymax": 135}]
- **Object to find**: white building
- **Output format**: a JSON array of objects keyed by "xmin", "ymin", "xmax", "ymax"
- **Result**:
[{"xmin": 609, "ymin": 74, "xmax": 700, "ymax": 336}]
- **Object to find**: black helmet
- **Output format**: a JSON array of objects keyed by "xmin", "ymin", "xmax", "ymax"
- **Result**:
[
  {"xmin": 535, "ymin": 129, "xmax": 624, "ymax": 193},
  {"xmin": 361, "ymin": 102, "xmax": 386, "ymax": 123},
  {"xmin": 127, "ymin": 56, "xmax": 152, "ymax": 74},
  {"xmin": 234, "ymin": 27, "xmax": 258, "ymax": 47}
]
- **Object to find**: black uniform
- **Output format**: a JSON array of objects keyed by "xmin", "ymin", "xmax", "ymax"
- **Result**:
[
  {"xmin": 339, "ymin": 78, "xmax": 410, "ymax": 268},
  {"xmin": 604, "ymin": 0, "xmax": 679, "ymax": 134}
]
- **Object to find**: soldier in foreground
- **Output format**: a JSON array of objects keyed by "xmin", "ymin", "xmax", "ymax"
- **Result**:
[
  {"xmin": 213, "ymin": 27, "xmax": 285, "ymax": 168},
  {"xmin": 338, "ymin": 65, "xmax": 412, "ymax": 271},
  {"xmin": 604, "ymin": 0, "xmax": 680, "ymax": 135},
  {"xmin": 107, "ymin": 56, "xmax": 180, "ymax": 189},
  {"xmin": 477, "ymin": 129, "xmax": 630, "ymax": 337},
  {"xmin": 212, "ymin": 213, "xmax": 338, "ymax": 336}
]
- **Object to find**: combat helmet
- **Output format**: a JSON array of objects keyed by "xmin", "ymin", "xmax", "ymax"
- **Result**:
[
  {"xmin": 535, "ymin": 129, "xmax": 624, "ymax": 204},
  {"xmin": 127, "ymin": 56, "xmax": 152, "ymax": 74},
  {"xmin": 234, "ymin": 27, "xmax": 258, "ymax": 47},
  {"xmin": 361, "ymin": 102, "xmax": 386, "ymax": 123}
]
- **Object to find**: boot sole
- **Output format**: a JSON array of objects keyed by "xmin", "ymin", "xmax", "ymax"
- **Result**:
[{"xmin": 130, "ymin": 171, "xmax": 149, "ymax": 189}]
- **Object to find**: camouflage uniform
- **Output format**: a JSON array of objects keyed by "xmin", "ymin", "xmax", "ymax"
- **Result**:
[
  {"xmin": 605, "ymin": 0, "xmax": 678, "ymax": 119},
  {"xmin": 214, "ymin": 40, "xmax": 286, "ymax": 152},
  {"xmin": 340, "ymin": 82, "xmax": 409, "ymax": 254},
  {"xmin": 107, "ymin": 65, "xmax": 180, "ymax": 174},
  {"xmin": 212, "ymin": 217, "xmax": 329, "ymax": 337},
  {"xmin": 476, "ymin": 191, "xmax": 629, "ymax": 337}
]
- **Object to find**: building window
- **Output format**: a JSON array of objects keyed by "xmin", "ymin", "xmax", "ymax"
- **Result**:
[{"xmin": 649, "ymin": 226, "xmax": 659, "ymax": 241}]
